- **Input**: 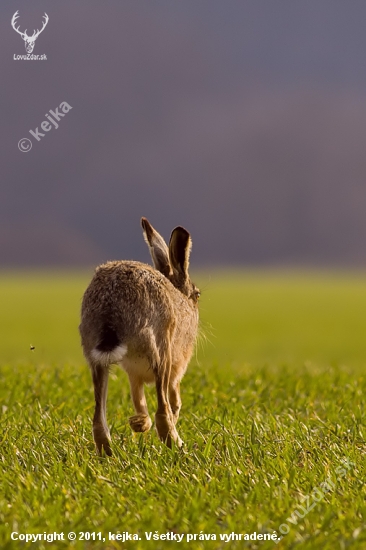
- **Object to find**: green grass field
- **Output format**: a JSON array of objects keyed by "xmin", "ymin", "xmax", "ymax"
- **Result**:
[{"xmin": 0, "ymin": 270, "xmax": 365, "ymax": 549}]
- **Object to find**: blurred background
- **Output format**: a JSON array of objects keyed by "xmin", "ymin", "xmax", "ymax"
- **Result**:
[{"xmin": 2, "ymin": 0, "xmax": 366, "ymax": 268}]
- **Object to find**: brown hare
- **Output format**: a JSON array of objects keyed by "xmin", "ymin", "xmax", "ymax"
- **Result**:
[{"xmin": 79, "ymin": 218, "xmax": 200, "ymax": 455}]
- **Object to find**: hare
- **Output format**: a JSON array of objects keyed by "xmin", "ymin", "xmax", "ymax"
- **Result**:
[{"xmin": 79, "ymin": 218, "xmax": 200, "ymax": 455}]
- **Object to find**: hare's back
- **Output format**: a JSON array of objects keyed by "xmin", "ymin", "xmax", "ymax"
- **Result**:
[
  {"xmin": 80, "ymin": 260, "xmax": 175, "ymax": 357},
  {"xmin": 86, "ymin": 259, "xmax": 171, "ymax": 299}
]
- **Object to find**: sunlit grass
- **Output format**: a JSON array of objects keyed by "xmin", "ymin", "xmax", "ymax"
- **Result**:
[{"xmin": 0, "ymin": 270, "xmax": 365, "ymax": 549}]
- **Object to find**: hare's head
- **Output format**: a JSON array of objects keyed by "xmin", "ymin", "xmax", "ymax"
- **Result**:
[{"xmin": 141, "ymin": 217, "xmax": 200, "ymax": 304}]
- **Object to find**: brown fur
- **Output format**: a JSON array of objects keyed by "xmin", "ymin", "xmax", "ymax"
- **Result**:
[{"xmin": 79, "ymin": 218, "xmax": 199, "ymax": 455}]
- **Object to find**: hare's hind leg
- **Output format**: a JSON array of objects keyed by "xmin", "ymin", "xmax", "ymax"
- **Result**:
[
  {"xmin": 91, "ymin": 363, "xmax": 112, "ymax": 456},
  {"xmin": 128, "ymin": 374, "xmax": 152, "ymax": 433}
]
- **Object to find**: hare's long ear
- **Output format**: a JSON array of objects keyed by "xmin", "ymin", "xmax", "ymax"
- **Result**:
[
  {"xmin": 169, "ymin": 226, "xmax": 192, "ymax": 280},
  {"xmin": 141, "ymin": 217, "xmax": 172, "ymax": 278}
]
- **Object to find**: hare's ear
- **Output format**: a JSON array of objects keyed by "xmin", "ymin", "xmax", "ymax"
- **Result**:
[
  {"xmin": 169, "ymin": 226, "xmax": 192, "ymax": 279},
  {"xmin": 141, "ymin": 217, "xmax": 172, "ymax": 278}
]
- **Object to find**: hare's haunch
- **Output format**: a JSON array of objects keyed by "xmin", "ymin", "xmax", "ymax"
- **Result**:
[{"xmin": 79, "ymin": 218, "xmax": 200, "ymax": 455}]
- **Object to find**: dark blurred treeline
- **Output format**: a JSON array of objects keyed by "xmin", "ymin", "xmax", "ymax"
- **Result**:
[{"xmin": 2, "ymin": 0, "xmax": 366, "ymax": 267}]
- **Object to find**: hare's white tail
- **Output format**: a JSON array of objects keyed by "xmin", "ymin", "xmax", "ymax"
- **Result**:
[
  {"xmin": 90, "ymin": 344, "xmax": 127, "ymax": 366},
  {"xmin": 89, "ymin": 323, "xmax": 127, "ymax": 365}
]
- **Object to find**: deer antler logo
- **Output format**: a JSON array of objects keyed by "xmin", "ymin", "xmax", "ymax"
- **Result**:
[{"xmin": 11, "ymin": 11, "xmax": 49, "ymax": 54}]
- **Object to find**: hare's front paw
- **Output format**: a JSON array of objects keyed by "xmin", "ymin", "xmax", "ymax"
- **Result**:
[
  {"xmin": 171, "ymin": 408, "xmax": 180, "ymax": 425},
  {"xmin": 155, "ymin": 413, "xmax": 183, "ymax": 448},
  {"xmin": 129, "ymin": 414, "xmax": 152, "ymax": 433},
  {"xmin": 172, "ymin": 433, "xmax": 184, "ymax": 448},
  {"xmin": 164, "ymin": 429, "xmax": 184, "ymax": 449}
]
